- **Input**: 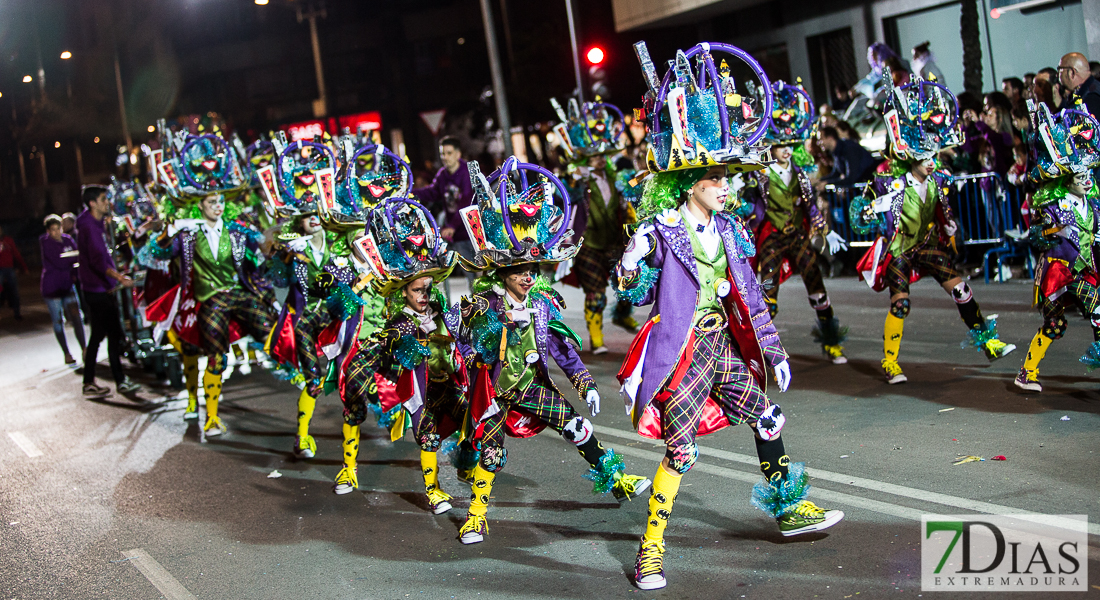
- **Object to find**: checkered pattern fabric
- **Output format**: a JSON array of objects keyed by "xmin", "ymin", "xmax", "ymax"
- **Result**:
[
  {"xmin": 661, "ymin": 328, "xmax": 771, "ymax": 449},
  {"xmin": 756, "ymin": 228, "xmax": 826, "ymax": 303},
  {"xmin": 885, "ymin": 245, "xmax": 960, "ymax": 297},
  {"xmin": 342, "ymin": 348, "xmax": 379, "ymax": 426},
  {"xmin": 574, "ymin": 244, "xmax": 623, "ymax": 294},
  {"xmin": 1041, "ymin": 278, "xmax": 1100, "ymax": 340},
  {"xmin": 198, "ymin": 287, "xmax": 277, "ymax": 355},
  {"xmin": 478, "ymin": 379, "xmax": 580, "ymax": 464},
  {"xmin": 294, "ymin": 308, "xmax": 334, "ymax": 382},
  {"xmin": 413, "ymin": 379, "xmax": 469, "ymax": 446}
]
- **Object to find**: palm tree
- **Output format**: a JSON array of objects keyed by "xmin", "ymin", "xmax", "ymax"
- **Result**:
[{"xmin": 961, "ymin": 0, "xmax": 983, "ymax": 95}]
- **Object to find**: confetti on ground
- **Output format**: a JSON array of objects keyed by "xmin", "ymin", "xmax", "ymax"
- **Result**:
[
  {"xmin": 267, "ymin": 470, "xmax": 282, "ymax": 479},
  {"xmin": 953, "ymin": 455, "xmax": 984, "ymax": 465},
  {"xmin": 991, "ymin": 455, "xmax": 1006, "ymax": 461},
  {"xmin": 1060, "ymin": 415, "xmax": 1071, "ymax": 421},
  {"xmin": 938, "ymin": 407, "xmax": 955, "ymax": 412}
]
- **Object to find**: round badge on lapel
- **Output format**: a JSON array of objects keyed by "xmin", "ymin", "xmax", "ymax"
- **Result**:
[
  {"xmin": 525, "ymin": 350, "xmax": 540, "ymax": 364},
  {"xmin": 715, "ymin": 278, "xmax": 731, "ymax": 298}
]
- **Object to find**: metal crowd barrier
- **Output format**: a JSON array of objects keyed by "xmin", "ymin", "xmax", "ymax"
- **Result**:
[{"xmin": 823, "ymin": 172, "xmax": 1033, "ymax": 284}]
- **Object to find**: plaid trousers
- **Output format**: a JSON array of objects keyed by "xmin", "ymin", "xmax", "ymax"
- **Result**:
[
  {"xmin": 199, "ymin": 287, "xmax": 277, "ymax": 356},
  {"xmin": 756, "ymin": 228, "xmax": 826, "ymax": 302},
  {"xmin": 661, "ymin": 327, "xmax": 771, "ymax": 449},
  {"xmin": 1040, "ymin": 278, "xmax": 1100, "ymax": 340},
  {"xmin": 885, "ymin": 244, "xmax": 960, "ymax": 297},
  {"xmin": 478, "ymin": 378, "xmax": 580, "ymax": 463},
  {"xmin": 574, "ymin": 244, "xmax": 623, "ymax": 294},
  {"xmin": 342, "ymin": 347, "xmax": 380, "ymax": 426},
  {"xmin": 294, "ymin": 305, "xmax": 334, "ymax": 383}
]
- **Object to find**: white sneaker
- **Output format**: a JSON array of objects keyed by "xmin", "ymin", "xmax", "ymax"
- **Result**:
[
  {"xmin": 183, "ymin": 410, "xmax": 199, "ymax": 421},
  {"xmin": 592, "ymin": 346, "xmax": 609, "ymax": 355}
]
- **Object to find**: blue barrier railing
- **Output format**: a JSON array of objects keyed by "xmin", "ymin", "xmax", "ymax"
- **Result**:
[{"xmin": 823, "ymin": 173, "xmax": 1033, "ymax": 283}]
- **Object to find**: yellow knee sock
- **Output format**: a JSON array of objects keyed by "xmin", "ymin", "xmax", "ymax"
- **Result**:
[
  {"xmin": 342, "ymin": 423, "xmax": 360, "ymax": 470},
  {"xmin": 296, "ymin": 389, "xmax": 316, "ymax": 439},
  {"xmin": 585, "ymin": 308, "xmax": 604, "ymax": 349},
  {"xmin": 643, "ymin": 466, "xmax": 683, "ymax": 545},
  {"xmin": 467, "ymin": 465, "xmax": 496, "ymax": 517},
  {"xmin": 422, "ymin": 450, "xmax": 441, "ymax": 493},
  {"xmin": 202, "ymin": 369, "xmax": 223, "ymax": 428},
  {"xmin": 883, "ymin": 313, "xmax": 905, "ymax": 362},
  {"xmin": 1023, "ymin": 331, "xmax": 1053, "ymax": 372},
  {"xmin": 183, "ymin": 354, "xmax": 199, "ymax": 412}
]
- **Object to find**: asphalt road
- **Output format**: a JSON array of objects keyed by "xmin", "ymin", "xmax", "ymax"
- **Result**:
[{"xmin": 1, "ymin": 272, "xmax": 1098, "ymax": 600}]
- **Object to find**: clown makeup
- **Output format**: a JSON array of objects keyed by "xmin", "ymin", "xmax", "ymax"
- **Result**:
[
  {"xmin": 687, "ymin": 166, "xmax": 730, "ymax": 218},
  {"xmin": 773, "ymin": 146, "xmax": 793, "ymax": 167},
  {"xmin": 1069, "ymin": 171, "xmax": 1095, "ymax": 197},
  {"xmin": 500, "ymin": 265, "xmax": 538, "ymax": 304},
  {"xmin": 200, "ymin": 194, "xmax": 225, "ymax": 224},
  {"xmin": 910, "ymin": 158, "xmax": 937, "ymax": 181},
  {"xmin": 299, "ymin": 215, "xmax": 323, "ymax": 235},
  {"xmin": 403, "ymin": 276, "xmax": 434, "ymax": 314}
]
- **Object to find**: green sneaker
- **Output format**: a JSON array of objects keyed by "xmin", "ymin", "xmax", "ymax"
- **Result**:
[
  {"xmin": 611, "ymin": 473, "xmax": 652, "ymax": 503},
  {"xmin": 776, "ymin": 500, "xmax": 844, "ymax": 536}
]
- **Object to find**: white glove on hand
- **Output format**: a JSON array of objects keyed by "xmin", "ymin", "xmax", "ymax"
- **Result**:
[
  {"xmin": 585, "ymin": 389, "xmax": 601, "ymax": 417},
  {"xmin": 943, "ymin": 220, "xmax": 958, "ymax": 237},
  {"xmin": 774, "ymin": 360, "xmax": 791, "ymax": 392},
  {"xmin": 167, "ymin": 219, "xmax": 202, "ymax": 237},
  {"xmin": 508, "ymin": 307, "xmax": 531, "ymax": 327},
  {"xmin": 272, "ymin": 300, "xmax": 283, "ymax": 313},
  {"xmin": 825, "ymin": 231, "xmax": 848, "ymax": 254},
  {"xmin": 285, "ymin": 236, "xmax": 310, "ymax": 253},
  {"xmin": 621, "ymin": 223, "xmax": 655, "ymax": 271}
]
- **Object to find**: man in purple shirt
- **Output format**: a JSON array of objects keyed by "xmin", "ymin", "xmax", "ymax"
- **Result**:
[
  {"xmin": 40, "ymin": 214, "xmax": 86, "ymax": 364},
  {"xmin": 411, "ymin": 137, "xmax": 476, "ymax": 287},
  {"xmin": 77, "ymin": 185, "xmax": 140, "ymax": 399}
]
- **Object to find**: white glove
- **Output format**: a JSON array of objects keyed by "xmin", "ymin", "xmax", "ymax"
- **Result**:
[
  {"xmin": 508, "ymin": 307, "xmax": 530, "ymax": 326},
  {"xmin": 825, "ymin": 231, "xmax": 848, "ymax": 254},
  {"xmin": 285, "ymin": 236, "xmax": 310, "ymax": 253},
  {"xmin": 943, "ymin": 220, "xmax": 958, "ymax": 237},
  {"xmin": 167, "ymin": 219, "xmax": 202, "ymax": 237},
  {"xmin": 621, "ymin": 223, "xmax": 655, "ymax": 271},
  {"xmin": 272, "ymin": 300, "xmax": 283, "ymax": 313},
  {"xmin": 585, "ymin": 389, "xmax": 601, "ymax": 417},
  {"xmin": 774, "ymin": 360, "xmax": 791, "ymax": 392}
]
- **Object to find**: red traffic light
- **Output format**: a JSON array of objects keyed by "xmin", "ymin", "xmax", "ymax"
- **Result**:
[{"xmin": 586, "ymin": 46, "xmax": 605, "ymax": 65}]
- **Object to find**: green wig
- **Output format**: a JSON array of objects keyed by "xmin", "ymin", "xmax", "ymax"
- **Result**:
[
  {"xmin": 1032, "ymin": 173, "xmax": 1100, "ymax": 207},
  {"xmin": 636, "ymin": 168, "xmax": 710, "ymax": 221}
]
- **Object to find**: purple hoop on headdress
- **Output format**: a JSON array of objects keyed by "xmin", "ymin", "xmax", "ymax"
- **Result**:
[
  {"xmin": 580, "ymin": 101, "xmax": 626, "ymax": 149},
  {"xmin": 489, "ymin": 157, "xmax": 574, "ymax": 251},
  {"xmin": 652, "ymin": 42, "xmax": 773, "ymax": 149},
  {"xmin": 381, "ymin": 197, "xmax": 442, "ymax": 268},
  {"xmin": 898, "ymin": 79, "xmax": 960, "ymax": 132},
  {"xmin": 276, "ymin": 140, "xmax": 336, "ymax": 200},
  {"xmin": 246, "ymin": 139, "xmax": 274, "ymax": 163},
  {"xmin": 346, "ymin": 143, "xmax": 413, "ymax": 206},
  {"xmin": 769, "ymin": 81, "xmax": 815, "ymax": 138},
  {"xmin": 178, "ymin": 134, "xmax": 233, "ymax": 190}
]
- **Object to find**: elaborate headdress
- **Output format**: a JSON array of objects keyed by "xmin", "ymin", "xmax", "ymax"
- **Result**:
[
  {"xmin": 457, "ymin": 157, "xmax": 578, "ymax": 271},
  {"xmin": 107, "ymin": 176, "xmax": 158, "ymax": 224},
  {"xmin": 550, "ymin": 97, "xmax": 625, "ymax": 163},
  {"xmin": 761, "ymin": 79, "xmax": 815, "ymax": 146},
  {"xmin": 351, "ymin": 198, "xmax": 456, "ymax": 296},
  {"xmin": 328, "ymin": 141, "xmax": 412, "ymax": 230},
  {"xmin": 881, "ymin": 69, "xmax": 962, "ymax": 162},
  {"xmin": 1027, "ymin": 98, "xmax": 1100, "ymax": 182},
  {"xmin": 255, "ymin": 132, "xmax": 337, "ymax": 219},
  {"xmin": 155, "ymin": 128, "xmax": 249, "ymax": 202},
  {"xmin": 632, "ymin": 41, "xmax": 773, "ymax": 173}
]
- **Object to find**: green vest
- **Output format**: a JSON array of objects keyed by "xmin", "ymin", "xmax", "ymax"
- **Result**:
[
  {"xmin": 193, "ymin": 225, "xmax": 237, "ymax": 302},
  {"xmin": 303, "ymin": 238, "xmax": 330, "ymax": 310},
  {"xmin": 583, "ymin": 171, "xmax": 618, "ymax": 250},
  {"xmin": 889, "ymin": 183, "xmax": 940, "ymax": 257},
  {"xmin": 686, "ymin": 222, "xmax": 728, "ymax": 323},
  {"xmin": 497, "ymin": 314, "xmax": 539, "ymax": 395},
  {"xmin": 765, "ymin": 168, "xmax": 802, "ymax": 231},
  {"xmin": 426, "ymin": 315, "xmax": 457, "ymax": 381},
  {"xmin": 1073, "ymin": 199, "xmax": 1095, "ymax": 273}
]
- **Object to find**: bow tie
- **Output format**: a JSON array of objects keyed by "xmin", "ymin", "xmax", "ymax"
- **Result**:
[
  {"xmin": 696, "ymin": 224, "xmax": 705, "ymax": 233},
  {"xmin": 404, "ymin": 307, "xmax": 438, "ymax": 333}
]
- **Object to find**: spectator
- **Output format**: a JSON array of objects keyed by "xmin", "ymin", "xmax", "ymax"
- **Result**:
[
  {"xmin": 1037, "ymin": 66, "xmax": 1065, "ymax": 108},
  {"xmin": 1032, "ymin": 77, "xmax": 1056, "ymax": 111},
  {"xmin": 960, "ymin": 92, "xmax": 1014, "ymax": 177},
  {"xmin": 1023, "ymin": 72, "xmax": 1037, "ymax": 91},
  {"xmin": 61, "ymin": 212, "xmax": 77, "ymax": 236},
  {"xmin": 39, "ymin": 214, "xmax": 85, "ymax": 364},
  {"xmin": 835, "ymin": 120, "xmax": 860, "ymax": 141},
  {"xmin": 1058, "ymin": 52, "xmax": 1100, "ymax": 117},
  {"xmin": 1091, "ymin": 61, "xmax": 1100, "ymax": 80},
  {"xmin": 831, "ymin": 84, "xmax": 852, "ymax": 112},
  {"xmin": 884, "ymin": 56, "xmax": 912, "ymax": 86},
  {"xmin": 911, "ymin": 41, "xmax": 946, "ymax": 84},
  {"xmin": 1002, "ymin": 77, "xmax": 1025, "ymax": 110},
  {"xmin": 410, "ymin": 136, "xmax": 476, "ymax": 288},
  {"xmin": 1007, "ymin": 144, "xmax": 1028, "ymax": 187},
  {"xmin": 77, "ymin": 185, "xmax": 139, "ymax": 398},
  {"xmin": 814, "ymin": 126, "xmax": 877, "ymax": 189},
  {"xmin": 0, "ymin": 223, "xmax": 29, "ymax": 320}
]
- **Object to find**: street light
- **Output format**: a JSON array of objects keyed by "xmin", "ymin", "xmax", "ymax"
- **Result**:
[
  {"xmin": 147, "ymin": 125, "xmax": 155, "ymax": 133},
  {"xmin": 255, "ymin": 0, "xmax": 269, "ymax": 4},
  {"xmin": 22, "ymin": 75, "xmax": 32, "ymax": 83},
  {"xmin": 60, "ymin": 51, "xmax": 72, "ymax": 60}
]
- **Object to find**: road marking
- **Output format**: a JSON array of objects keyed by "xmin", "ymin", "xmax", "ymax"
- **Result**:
[
  {"xmin": 597, "ymin": 425, "xmax": 1100, "ymax": 537},
  {"xmin": 121, "ymin": 549, "xmax": 195, "ymax": 600},
  {"xmin": 7, "ymin": 431, "xmax": 43, "ymax": 457}
]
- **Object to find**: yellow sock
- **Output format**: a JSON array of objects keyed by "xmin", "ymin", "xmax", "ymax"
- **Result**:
[
  {"xmin": 203, "ymin": 369, "xmax": 222, "ymax": 419},
  {"xmin": 342, "ymin": 423, "xmax": 360, "ymax": 470},
  {"xmin": 296, "ymin": 389, "xmax": 316, "ymax": 439},
  {"xmin": 422, "ymin": 450, "xmax": 441, "ymax": 493},
  {"xmin": 1023, "ymin": 331, "xmax": 1053, "ymax": 372},
  {"xmin": 642, "ymin": 466, "xmax": 682, "ymax": 545},
  {"xmin": 585, "ymin": 308, "xmax": 604, "ymax": 349},
  {"xmin": 883, "ymin": 313, "xmax": 905, "ymax": 362},
  {"xmin": 183, "ymin": 354, "xmax": 199, "ymax": 412},
  {"xmin": 467, "ymin": 465, "xmax": 496, "ymax": 517},
  {"xmin": 247, "ymin": 347, "xmax": 257, "ymax": 363}
]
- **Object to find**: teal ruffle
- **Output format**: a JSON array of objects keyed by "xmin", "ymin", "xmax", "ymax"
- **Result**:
[
  {"xmin": 962, "ymin": 317, "xmax": 1002, "ymax": 351},
  {"xmin": 811, "ymin": 317, "xmax": 849, "ymax": 347},
  {"xmin": 394, "ymin": 334, "xmax": 431, "ymax": 371},
  {"xmin": 750, "ymin": 462, "xmax": 810, "ymax": 518},
  {"xmin": 1080, "ymin": 341, "xmax": 1100, "ymax": 370},
  {"xmin": 615, "ymin": 262, "xmax": 660, "ymax": 305},
  {"xmin": 583, "ymin": 449, "xmax": 625, "ymax": 494}
]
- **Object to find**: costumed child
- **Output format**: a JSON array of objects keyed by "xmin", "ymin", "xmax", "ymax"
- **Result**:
[
  {"xmin": 551, "ymin": 96, "xmax": 640, "ymax": 353},
  {"xmin": 351, "ymin": 197, "xmax": 476, "ymax": 514},
  {"xmin": 1015, "ymin": 100, "xmax": 1100, "ymax": 391},
  {"xmin": 850, "ymin": 69, "xmax": 1015, "ymax": 384},
  {"xmin": 735, "ymin": 79, "xmax": 850, "ymax": 364},
  {"xmin": 144, "ymin": 130, "xmax": 277, "ymax": 436},
  {"xmin": 618, "ymin": 42, "xmax": 844, "ymax": 591},
  {"xmin": 257, "ymin": 137, "xmax": 364, "ymax": 459},
  {"xmin": 452, "ymin": 158, "xmax": 652, "ymax": 545}
]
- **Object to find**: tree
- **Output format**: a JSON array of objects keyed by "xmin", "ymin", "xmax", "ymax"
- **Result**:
[{"xmin": 961, "ymin": 0, "xmax": 983, "ymax": 96}]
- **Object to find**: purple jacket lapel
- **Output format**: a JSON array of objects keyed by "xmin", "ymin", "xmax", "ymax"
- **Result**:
[{"xmin": 656, "ymin": 218, "xmax": 699, "ymax": 284}]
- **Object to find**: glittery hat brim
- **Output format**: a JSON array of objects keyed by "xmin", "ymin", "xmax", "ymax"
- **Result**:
[
  {"xmin": 373, "ymin": 253, "xmax": 458, "ymax": 297},
  {"xmin": 457, "ymin": 241, "xmax": 581, "ymax": 272}
]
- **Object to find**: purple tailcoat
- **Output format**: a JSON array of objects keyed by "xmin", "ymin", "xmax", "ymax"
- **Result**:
[
  {"xmin": 1034, "ymin": 198, "xmax": 1100, "ymax": 297},
  {"xmin": 620, "ymin": 211, "xmax": 787, "ymax": 425}
]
